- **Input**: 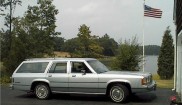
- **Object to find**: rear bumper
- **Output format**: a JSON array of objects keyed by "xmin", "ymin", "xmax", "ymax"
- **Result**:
[{"xmin": 9, "ymin": 84, "xmax": 14, "ymax": 90}]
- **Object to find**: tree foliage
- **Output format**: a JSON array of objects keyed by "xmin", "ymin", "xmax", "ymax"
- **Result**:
[
  {"xmin": 77, "ymin": 24, "xmax": 103, "ymax": 57},
  {"xmin": 98, "ymin": 34, "xmax": 118, "ymax": 56},
  {"xmin": 2, "ymin": 0, "xmax": 60, "ymax": 74},
  {"xmin": 157, "ymin": 27, "xmax": 174, "ymax": 79},
  {"xmin": 23, "ymin": 0, "xmax": 60, "ymax": 57},
  {"xmin": 0, "ymin": 0, "xmax": 22, "ymax": 60},
  {"xmin": 112, "ymin": 37, "xmax": 142, "ymax": 71},
  {"xmin": 0, "ymin": 0, "xmax": 22, "ymax": 16},
  {"xmin": 62, "ymin": 33, "xmax": 118, "ymax": 57},
  {"xmin": 53, "ymin": 37, "xmax": 65, "ymax": 51},
  {"xmin": 0, "ymin": 30, "xmax": 10, "ymax": 60},
  {"xmin": 63, "ymin": 38, "xmax": 79, "ymax": 52}
]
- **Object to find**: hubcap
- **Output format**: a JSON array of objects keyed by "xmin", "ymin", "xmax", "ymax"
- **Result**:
[
  {"xmin": 110, "ymin": 86, "xmax": 124, "ymax": 102},
  {"xmin": 36, "ymin": 85, "xmax": 48, "ymax": 99}
]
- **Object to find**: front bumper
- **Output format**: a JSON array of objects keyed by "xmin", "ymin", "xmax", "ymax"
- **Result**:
[
  {"xmin": 147, "ymin": 81, "xmax": 157, "ymax": 91},
  {"xmin": 132, "ymin": 81, "xmax": 157, "ymax": 93}
]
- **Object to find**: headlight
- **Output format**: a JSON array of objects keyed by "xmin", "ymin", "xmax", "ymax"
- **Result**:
[
  {"xmin": 141, "ymin": 77, "xmax": 147, "ymax": 85},
  {"xmin": 141, "ymin": 75, "xmax": 152, "ymax": 85}
]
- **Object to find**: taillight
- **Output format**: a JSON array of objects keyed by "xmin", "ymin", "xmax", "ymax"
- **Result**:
[{"xmin": 10, "ymin": 77, "xmax": 14, "ymax": 83}]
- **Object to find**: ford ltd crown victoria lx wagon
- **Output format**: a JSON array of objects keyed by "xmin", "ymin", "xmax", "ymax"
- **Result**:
[{"xmin": 10, "ymin": 58, "xmax": 156, "ymax": 103}]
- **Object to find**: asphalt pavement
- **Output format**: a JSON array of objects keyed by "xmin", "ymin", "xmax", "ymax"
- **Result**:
[{"xmin": 1, "ymin": 85, "xmax": 174, "ymax": 105}]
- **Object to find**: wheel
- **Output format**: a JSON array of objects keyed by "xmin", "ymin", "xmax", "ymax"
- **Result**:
[
  {"xmin": 34, "ymin": 83, "xmax": 51, "ymax": 100},
  {"xmin": 109, "ymin": 84, "xmax": 129, "ymax": 103}
]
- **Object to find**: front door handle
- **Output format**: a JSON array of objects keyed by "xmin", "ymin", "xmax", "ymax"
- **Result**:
[{"xmin": 72, "ymin": 75, "xmax": 76, "ymax": 77}]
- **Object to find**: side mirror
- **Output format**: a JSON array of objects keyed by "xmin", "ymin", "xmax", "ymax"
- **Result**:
[{"xmin": 81, "ymin": 70, "xmax": 86, "ymax": 75}]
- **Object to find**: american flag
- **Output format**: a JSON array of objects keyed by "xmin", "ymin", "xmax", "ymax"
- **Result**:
[{"xmin": 144, "ymin": 5, "xmax": 162, "ymax": 18}]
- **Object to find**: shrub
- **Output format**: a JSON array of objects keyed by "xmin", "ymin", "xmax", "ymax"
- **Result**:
[{"xmin": 112, "ymin": 37, "xmax": 142, "ymax": 71}]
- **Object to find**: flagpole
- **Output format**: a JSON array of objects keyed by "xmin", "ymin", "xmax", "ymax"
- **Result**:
[
  {"xmin": 142, "ymin": 1, "xmax": 162, "ymax": 72},
  {"xmin": 142, "ymin": 0, "xmax": 145, "ymax": 72}
]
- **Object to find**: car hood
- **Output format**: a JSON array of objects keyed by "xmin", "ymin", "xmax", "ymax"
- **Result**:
[{"xmin": 103, "ymin": 71, "xmax": 151, "ymax": 77}]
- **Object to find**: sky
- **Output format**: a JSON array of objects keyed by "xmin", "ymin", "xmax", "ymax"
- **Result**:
[{"xmin": 0, "ymin": 0, "xmax": 175, "ymax": 45}]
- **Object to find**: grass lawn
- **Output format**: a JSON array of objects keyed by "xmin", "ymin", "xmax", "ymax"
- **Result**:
[{"xmin": 153, "ymin": 74, "xmax": 174, "ymax": 89}]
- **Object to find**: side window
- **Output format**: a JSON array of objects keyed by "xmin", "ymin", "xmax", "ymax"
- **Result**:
[
  {"xmin": 49, "ymin": 62, "xmax": 67, "ymax": 73},
  {"xmin": 71, "ymin": 62, "xmax": 92, "ymax": 73},
  {"xmin": 16, "ymin": 62, "xmax": 49, "ymax": 73}
]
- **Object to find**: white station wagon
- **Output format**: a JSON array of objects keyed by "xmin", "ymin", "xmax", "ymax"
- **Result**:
[{"xmin": 10, "ymin": 58, "xmax": 156, "ymax": 103}]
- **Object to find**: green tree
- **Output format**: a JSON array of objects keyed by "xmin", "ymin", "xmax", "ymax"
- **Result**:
[
  {"xmin": 3, "ymin": 0, "xmax": 60, "ymax": 74},
  {"xmin": 112, "ymin": 37, "xmax": 142, "ymax": 71},
  {"xmin": 0, "ymin": 29, "xmax": 10, "ymax": 60},
  {"xmin": 77, "ymin": 24, "xmax": 103, "ymax": 57},
  {"xmin": 98, "ymin": 34, "xmax": 118, "ymax": 56},
  {"xmin": 53, "ymin": 37, "xmax": 65, "ymax": 51},
  {"xmin": 157, "ymin": 27, "xmax": 174, "ymax": 79},
  {"xmin": 63, "ymin": 38, "xmax": 80, "ymax": 52},
  {"xmin": 77, "ymin": 24, "xmax": 92, "ymax": 56},
  {"xmin": 23, "ymin": 0, "xmax": 60, "ymax": 57},
  {"xmin": 0, "ymin": 0, "xmax": 21, "ymax": 61},
  {"xmin": 4, "ymin": 30, "xmax": 27, "ymax": 74}
]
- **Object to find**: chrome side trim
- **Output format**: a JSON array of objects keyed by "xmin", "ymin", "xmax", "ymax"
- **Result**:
[{"xmin": 52, "ymin": 91, "xmax": 105, "ymax": 95}]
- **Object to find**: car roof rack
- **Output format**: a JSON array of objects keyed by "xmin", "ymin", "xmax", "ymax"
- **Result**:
[
  {"xmin": 25, "ymin": 58, "xmax": 59, "ymax": 61},
  {"xmin": 25, "ymin": 58, "xmax": 95, "ymax": 61}
]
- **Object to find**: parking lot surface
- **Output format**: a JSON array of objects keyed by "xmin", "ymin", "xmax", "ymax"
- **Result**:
[{"xmin": 1, "ymin": 85, "xmax": 173, "ymax": 105}]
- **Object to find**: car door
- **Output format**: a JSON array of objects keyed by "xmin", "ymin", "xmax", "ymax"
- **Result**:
[
  {"xmin": 46, "ymin": 61, "xmax": 69, "ymax": 92},
  {"xmin": 68, "ymin": 61, "xmax": 99, "ymax": 93}
]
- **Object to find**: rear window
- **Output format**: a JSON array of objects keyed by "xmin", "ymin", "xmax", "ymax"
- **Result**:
[
  {"xmin": 16, "ymin": 62, "xmax": 49, "ymax": 73},
  {"xmin": 49, "ymin": 62, "xmax": 67, "ymax": 73}
]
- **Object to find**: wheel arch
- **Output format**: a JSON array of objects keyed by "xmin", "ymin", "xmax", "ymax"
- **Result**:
[
  {"xmin": 106, "ymin": 80, "xmax": 132, "ymax": 95},
  {"xmin": 30, "ymin": 79, "xmax": 50, "ymax": 91}
]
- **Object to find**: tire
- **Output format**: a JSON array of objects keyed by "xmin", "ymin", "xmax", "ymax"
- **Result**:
[
  {"xmin": 109, "ymin": 84, "xmax": 129, "ymax": 103},
  {"xmin": 34, "ymin": 83, "xmax": 51, "ymax": 100}
]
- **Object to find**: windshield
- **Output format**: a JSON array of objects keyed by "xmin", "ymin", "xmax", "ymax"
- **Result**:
[{"xmin": 87, "ymin": 60, "xmax": 110, "ymax": 73}]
